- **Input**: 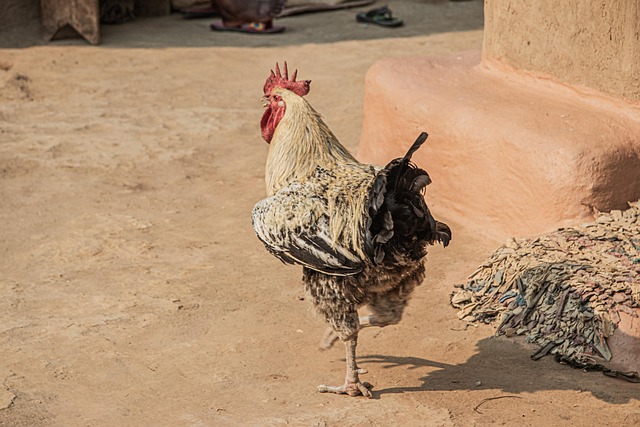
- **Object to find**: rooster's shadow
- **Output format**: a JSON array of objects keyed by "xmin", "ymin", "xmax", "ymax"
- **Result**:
[{"xmin": 357, "ymin": 336, "xmax": 639, "ymax": 404}]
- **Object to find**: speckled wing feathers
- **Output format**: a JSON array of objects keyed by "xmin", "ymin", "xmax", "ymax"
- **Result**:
[{"xmin": 252, "ymin": 181, "xmax": 365, "ymax": 276}]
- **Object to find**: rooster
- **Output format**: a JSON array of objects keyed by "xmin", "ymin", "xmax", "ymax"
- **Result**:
[{"xmin": 252, "ymin": 63, "xmax": 451, "ymax": 397}]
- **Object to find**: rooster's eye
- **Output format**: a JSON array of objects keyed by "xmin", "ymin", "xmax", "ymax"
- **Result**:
[{"xmin": 272, "ymin": 95, "xmax": 284, "ymax": 107}]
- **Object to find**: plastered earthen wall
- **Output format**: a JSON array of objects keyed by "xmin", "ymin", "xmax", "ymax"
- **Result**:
[{"xmin": 483, "ymin": 0, "xmax": 640, "ymax": 102}]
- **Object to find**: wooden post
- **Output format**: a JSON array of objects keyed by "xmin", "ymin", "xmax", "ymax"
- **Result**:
[{"xmin": 40, "ymin": 0, "xmax": 100, "ymax": 45}]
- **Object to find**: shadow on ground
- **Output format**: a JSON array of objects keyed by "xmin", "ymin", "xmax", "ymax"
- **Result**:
[
  {"xmin": 1, "ymin": 0, "xmax": 483, "ymax": 49},
  {"xmin": 360, "ymin": 336, "xmax": 640, "ymax": 404}
]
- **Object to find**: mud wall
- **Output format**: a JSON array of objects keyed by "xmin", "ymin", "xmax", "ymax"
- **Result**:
[{"xmin": 483, "ymin": 0, "xmax": 640, "ymax": 102}]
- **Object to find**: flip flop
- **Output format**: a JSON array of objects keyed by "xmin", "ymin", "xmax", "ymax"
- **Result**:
[
  {"xmin": 210, "ymin": 20, "xmax": 285, "ymax": 34},
  {"xmin": 356, "ymin": 5, "xmax": 403, "ymax": 27}
]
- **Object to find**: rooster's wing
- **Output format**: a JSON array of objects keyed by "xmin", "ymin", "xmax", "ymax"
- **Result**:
[{"xmin": 252, "ymin": 182, "xmax": 365, "ymax": 276}]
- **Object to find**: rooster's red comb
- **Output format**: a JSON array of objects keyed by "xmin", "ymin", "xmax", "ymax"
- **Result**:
[{"xmin": 264, "ymin": 62, "xmax": 311, "ymax": 97}]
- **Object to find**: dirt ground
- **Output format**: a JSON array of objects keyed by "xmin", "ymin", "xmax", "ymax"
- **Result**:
[{"xmin": 1, "ymin": 1, "xmax": 639, "ymax": 426}]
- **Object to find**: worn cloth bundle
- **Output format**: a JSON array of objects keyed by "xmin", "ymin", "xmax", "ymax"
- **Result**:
[{"xmin": 451, "ymin": 201, "xmax": 640, "ymax": 380}]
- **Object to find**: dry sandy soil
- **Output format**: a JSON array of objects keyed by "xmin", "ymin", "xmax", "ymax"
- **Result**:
[{"xmin": 1, "ymin": 1, "xmax": 639, "ymax": 425}]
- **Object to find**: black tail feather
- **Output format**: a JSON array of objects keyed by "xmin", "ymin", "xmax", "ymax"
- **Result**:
[
  {"xmin": 435, "ymin": 221, "xmax": 452, "ymax": 247},
  {"xmin": 366, "ymin": 132, "xmax": 450, "ymax": 264},
  {"xmin": 403, "ymin": 132, "xmax": 428, "ymax": 162}
]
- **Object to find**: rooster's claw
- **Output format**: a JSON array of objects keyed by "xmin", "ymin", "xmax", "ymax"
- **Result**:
[{"xmin": 317, "ymin": 381, "xmax": 373, "ymax": 398}]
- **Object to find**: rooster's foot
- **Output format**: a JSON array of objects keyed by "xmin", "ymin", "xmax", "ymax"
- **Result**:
[{"xmin": 317, "ymin": 380, "xmax": 373, "ymax": 398}]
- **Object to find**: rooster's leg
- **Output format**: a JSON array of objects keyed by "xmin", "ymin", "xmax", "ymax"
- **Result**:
[
  {"xmin": 322, "ymin": 279, "xmax": 418, "ymax": 350},
  {"xmin": 318, "ymin": 337, "xmax": 372, "ymax": 397},
  {"xmin": 319, "ymin": 316, "xmax": 373, "ymax": 350}
]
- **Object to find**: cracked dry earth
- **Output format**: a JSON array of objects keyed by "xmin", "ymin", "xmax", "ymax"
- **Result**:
[{"xmin": 1, "ymin": 28, "xmax": 639, "ymax": 426}]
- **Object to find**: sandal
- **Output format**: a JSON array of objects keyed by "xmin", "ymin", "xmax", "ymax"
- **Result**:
[
  {"xmin": 210, "ymin": 20, "xmax": 285, "ymax": 34},
  {"xmin": 356, "ymin": 5, "xmax": 403, "ymax": 27}
]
